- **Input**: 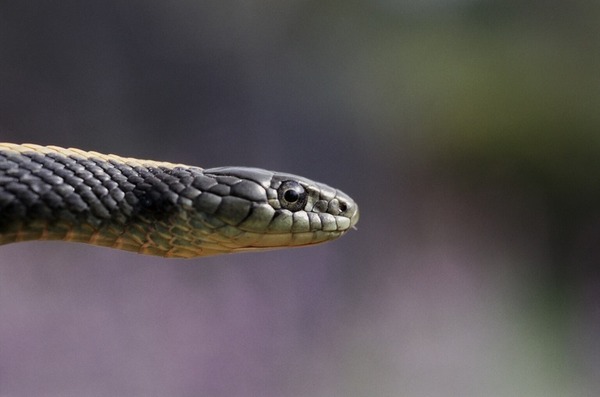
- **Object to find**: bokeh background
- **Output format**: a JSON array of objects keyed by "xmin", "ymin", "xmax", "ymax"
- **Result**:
[{"xmin": 1, "ymin": 1, "xmax": 600, "ymax": 396}]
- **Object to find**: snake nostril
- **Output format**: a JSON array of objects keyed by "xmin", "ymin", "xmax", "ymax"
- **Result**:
[{"xmin": 339, "ymin": 202, "xmax": 348, "ymax": 213}]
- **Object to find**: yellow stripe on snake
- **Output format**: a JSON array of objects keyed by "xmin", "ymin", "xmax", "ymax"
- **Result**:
[{"xmin": 0, "ymin": 143, "xmax": 359, "ymax": 258}]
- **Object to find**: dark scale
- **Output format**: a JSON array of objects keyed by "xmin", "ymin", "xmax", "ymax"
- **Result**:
[{"xmin": 0, "ymin": 150, "xmax": 207, "ymax": 241}]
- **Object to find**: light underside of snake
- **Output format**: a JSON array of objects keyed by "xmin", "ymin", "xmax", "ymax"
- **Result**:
[{"xmin": 0, "ymin": 143, "xmax": 359, "ymax": 258}]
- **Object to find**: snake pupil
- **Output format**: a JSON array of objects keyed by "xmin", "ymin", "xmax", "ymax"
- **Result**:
[{"xmin": 284, "ymin": 189, "xmax": 299, "ymax": 202}]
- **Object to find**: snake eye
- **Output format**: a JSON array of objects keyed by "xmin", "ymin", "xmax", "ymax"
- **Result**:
[{"xmin": 277, "ymin": 180, "xmax": 308, "ymax": 211}]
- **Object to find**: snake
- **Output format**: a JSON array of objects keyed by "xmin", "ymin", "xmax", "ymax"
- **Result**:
[{"xmin": 0, "ymin": 143, "xmax": 359, "ymax": 258}]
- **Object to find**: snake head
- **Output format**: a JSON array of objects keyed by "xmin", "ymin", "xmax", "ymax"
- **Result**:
[{"xmin": 188, "ymin": 167, "xmax": 359, "ymax": 255}]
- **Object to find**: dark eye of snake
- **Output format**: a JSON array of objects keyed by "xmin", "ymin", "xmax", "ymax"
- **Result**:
[{"xmin": 277, "ymin": 180, "xmax": 308, "ymax": 211}]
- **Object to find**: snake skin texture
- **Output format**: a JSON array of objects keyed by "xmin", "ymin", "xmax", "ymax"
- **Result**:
[{"xmin": 0, "ymin": 143, "xmax": 359, "ymax": 258}]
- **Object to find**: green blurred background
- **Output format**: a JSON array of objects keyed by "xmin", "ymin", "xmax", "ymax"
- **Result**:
[{"xmin": 1, "ymin": 1, "xmax": 600, "ymax": 396}]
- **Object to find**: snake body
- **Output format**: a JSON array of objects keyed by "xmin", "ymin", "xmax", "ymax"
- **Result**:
[{"xmin": 0, "ymin": 143, "xmax": 358, "ymax": 258}]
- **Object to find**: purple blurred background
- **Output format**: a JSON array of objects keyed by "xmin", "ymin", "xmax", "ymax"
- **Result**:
[{"xmin": 1, "ymin": 1, "xmax": 600, "ymax": 396}]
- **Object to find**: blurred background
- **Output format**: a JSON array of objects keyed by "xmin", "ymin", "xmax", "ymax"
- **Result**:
[{"xmin": 1, "ymin": 1, "xmax": 599, "ymax": 396}]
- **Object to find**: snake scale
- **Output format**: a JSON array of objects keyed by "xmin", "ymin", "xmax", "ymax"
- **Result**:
[{"xmin": 0, "ymin": 143, "xmax": 359, "ymax": 258}]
